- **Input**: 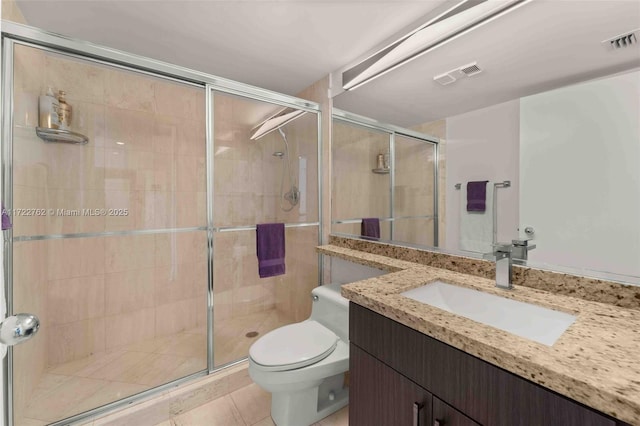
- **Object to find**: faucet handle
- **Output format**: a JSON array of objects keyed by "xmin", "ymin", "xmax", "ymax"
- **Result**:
[
  {"xmin": 483, "ymin": 252, "xmax": 509, "ymax": 261},
  {"xmin": 484, "ymin": 243, "xmax": 511, "ymax": 261},
  {"xmin": 492, "ymin": 242, "xmax": 513, "ymax": 252},
  {"xmin": 512, "ymin": 239, "xmax": 536, "ymax": 250}
]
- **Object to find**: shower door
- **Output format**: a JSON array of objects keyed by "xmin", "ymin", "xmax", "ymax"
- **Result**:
[
  {"xmin": 332, "ymin": 119, "xmax": 392, "ymax": 239},
  {"xmin": 393, "ymin": 134, "xmax": 438, "ymax": 247},
  {"xmin": 210, "ymin": 90, "xmax": 320, "ymax": 368},
  {"xmin": 6, "ymin": 42, "xmax": 208, "ymax": 425},
  {"xmin": 331, "ymin": 111, "xmax": 439, "ymax": 246}
]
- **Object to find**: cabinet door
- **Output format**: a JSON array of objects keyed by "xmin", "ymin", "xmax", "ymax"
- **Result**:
[
  {"xmin": 433, "ymin": 396, "xmax": 480, "ymax": 426},
  {"xmin": 350, "ymin": 343, "xmax": 432, "ymax": 426}
]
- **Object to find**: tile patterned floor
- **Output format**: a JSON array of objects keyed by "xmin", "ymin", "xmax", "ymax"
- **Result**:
[
  {"xmin": 154, "ymin": 383, "xmax": 349, "ymax": 426},
  {"xmin": 16, "ymin": 309, "xmax": 292, "ymax": 426}
]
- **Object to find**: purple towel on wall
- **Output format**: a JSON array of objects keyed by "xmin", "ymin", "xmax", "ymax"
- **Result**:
[
  {"xmin": 467, "ymin": 181, "xmax": 489, "ymax": 212},
  {"xmin": 1, "ymin": 204, "xmax": 11, "ymax": 230},
  {"xmin": 361, "ymin": 218, "xmax": 380, "ymax": 239},
  {"xmin": 256, "ymin": 223, "xmax": 285, "ymax": 278}
]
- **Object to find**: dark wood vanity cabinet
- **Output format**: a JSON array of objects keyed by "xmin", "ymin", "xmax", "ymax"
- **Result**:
[
  {"xmin": 350, "ymin": 343, "xmax": 433, "ymax": 425},
  {"xmin": 349, "ymin": 303, "xmax": 627, "ymax": 426},
  {"xmin": 351, "ymin": 342, "xmax": 479, "ymax": 426},
  {"xmin": 432, "ymin": 396, "xmax": 480, "ymax": 426}
]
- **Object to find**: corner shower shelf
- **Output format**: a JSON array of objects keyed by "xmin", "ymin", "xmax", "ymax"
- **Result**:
[
  {"xmin": 372, "ymin": 168, "xmax": 390, "ymax": 174},
  {"xmin": 36, "ymin": 127, "xmax": 89, "ymax": 145}
]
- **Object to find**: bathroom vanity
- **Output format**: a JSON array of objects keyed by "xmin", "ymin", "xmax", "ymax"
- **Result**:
[
  {"xmin": 317, "ymin": 241, "xmax": 640, "ymax": 426},
  {"xmin": 350, "ymin": 303, "xmax": 626, "ymax": 426}
]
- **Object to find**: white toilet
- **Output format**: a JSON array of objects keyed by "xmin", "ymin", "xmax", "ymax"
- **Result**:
[{"xmin": 249, "ymin": 283, "xmax": 349, "ymax": 426}]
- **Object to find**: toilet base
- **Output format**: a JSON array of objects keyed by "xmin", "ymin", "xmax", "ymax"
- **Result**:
[{"xmin": 270, "ymin": 373, "xmax": 349, "ymax": 426}]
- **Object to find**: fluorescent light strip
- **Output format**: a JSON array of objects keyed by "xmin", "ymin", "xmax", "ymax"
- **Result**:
[
  {"xmin": 343, "ymin": 0, "xmax": 531, "ymax": 91},
  {"xmin": 343, "ymin": 0, "xmax": 486, "ymax": 86},
  {"xmin": 250, "ymin": 109, "xmax": 307, "ymax": 140},
  {"xmin": 413, "ymin": 0, "xmax": 488, "ymax": 33}
]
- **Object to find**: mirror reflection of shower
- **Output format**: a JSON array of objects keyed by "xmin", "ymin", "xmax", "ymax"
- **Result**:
[{"xmin": 251, "ymin": 109, "xmax": 306, "ymax": 212}]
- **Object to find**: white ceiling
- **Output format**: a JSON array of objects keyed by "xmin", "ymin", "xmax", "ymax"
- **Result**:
[
  {"xmin": 334, "ymin": 0, "xmax": 640, "ymax": 126},
  {"xmin": 13, "ymin": 0, "xmax": 640, "ymax": 128},
  {"xmin": 14, "ymin": 0, "xmax": 445, "ymax": 95}
]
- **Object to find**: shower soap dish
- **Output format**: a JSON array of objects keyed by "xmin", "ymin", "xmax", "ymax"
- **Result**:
[
  {"xmin": 36, "ymin": 127, "xmax": 89, "ymax": 145},
  {"xmin": 372, "ymin": 168, "xmax": 390, "ymax": 174}
]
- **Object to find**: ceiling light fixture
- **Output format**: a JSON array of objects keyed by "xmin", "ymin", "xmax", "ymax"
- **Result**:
[
  {"xmin": 250, "ymin": 109, "xmax": 306, "ymax": 140},
  {"xmin": 342, "ymin": 0, "xmax": 531, "ymax": 91}
]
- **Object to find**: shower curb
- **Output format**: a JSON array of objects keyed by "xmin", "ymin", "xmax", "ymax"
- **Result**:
[{"xmin": 80, "ymin": 362, "xmax": 251, "ymax": 426}]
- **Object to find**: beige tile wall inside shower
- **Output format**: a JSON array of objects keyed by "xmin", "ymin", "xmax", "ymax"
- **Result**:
[{"xmin": 211, "ymin": 92, "xmax": 319, "ymax": 352}]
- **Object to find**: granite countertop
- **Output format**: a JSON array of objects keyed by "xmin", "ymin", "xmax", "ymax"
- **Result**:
[{"xmin": 318, "ymin": 244, "xmax": 640, "ymax": 425}]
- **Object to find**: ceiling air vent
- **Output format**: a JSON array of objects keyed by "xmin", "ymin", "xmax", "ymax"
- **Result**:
[
  {"xmin": 603, "ymin": 29, "xmax": 639, "ymax": 50},
  {"xmin": 459, "ymin": 62, "xmax": 482, "ymax": 76},
  {"xmin": 433, "ymin": 61, "xmax": 482, "ymax": 86},
  {"xmin": 434, "ymin": 72, "xmax": 457, "ymax": 86}
]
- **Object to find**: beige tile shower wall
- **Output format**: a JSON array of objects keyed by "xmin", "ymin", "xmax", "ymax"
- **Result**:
[
  {"xmin": 213, "ymin": 94, "xmax": 268, "ymax": 227},
  {"xmin": 213, "ymin": 231, "xmax": 278, "ymax": 322},
  {"xmin": 394, "ymin": 137, "xmax": 435, "ymax": 217},
  {"xmin": 1, "ymin": 0, "xmax": 27, "ymax": 24},
  {"xmin": 274, "ymin": 226, "xmax": 319, "ymax": 322},
  {"xmin": 246, "ymin": 112, "xmax": 318, "ymax": 225},
  {"xmin": 393, "ymin": 135, "xmax": 436, "ymax": 246},
  {"xmin": 332, "ymin": 121, "xmax": 390, "ymax": 223},
  {"xmin": 12, "ymin": 45, "xmax": 49, "ymax": 423},
  {"xmin": 295, "ymin": 76, "xmax": 331, "ymax": 284},
  {"xmin": 213, "ymin": 91, "xmax": 319, "ymax": 325},
  {"xmin": 41, "ymin": 223, "xmax": 204, "ymax": 355},
  {"xmin": 11, "ymin": 44, "xmax": 207, "ymax": 417},
  {"xmin": 332, "ymin": 221, "xmax": 391, "ymax": 241},
  {"xmin": 213, "ymin": 226, "xmax": 318, "ymax": 324},
  {"xmin": 213, "ymin": 94, "xmax": 318, "ymax": 227},
  {"xmin": 12, "ymin": 241, "xmax": 48, "ymax": 423},
  {"xmin": 411, "ymin": 120, "xmax": 446, "ymax": 247},
  {"xmin": 393, "ymin": 218, "xmax": 435, "ymax": 247},
  {"xmin": 272, "ymin": 112, "xmax": 319, "ymax": 225},
  {"xmin": 13, "ymin": 46, "xmax": 207, "ymax": 236}
]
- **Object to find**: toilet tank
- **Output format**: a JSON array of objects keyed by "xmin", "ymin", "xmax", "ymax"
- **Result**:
[{"xmin": 310, "ymin": 283, "xmax": 349, "ymax": 342}]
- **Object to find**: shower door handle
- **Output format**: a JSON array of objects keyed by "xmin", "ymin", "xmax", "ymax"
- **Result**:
[{"xmin": 0, "ymin": 313, "xmax": 40, "ymax": 346}]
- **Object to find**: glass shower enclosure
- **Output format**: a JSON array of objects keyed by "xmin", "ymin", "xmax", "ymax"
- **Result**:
[{"xmin": 1, "ymin": 22, "xmax": 321, "ymax": 426}]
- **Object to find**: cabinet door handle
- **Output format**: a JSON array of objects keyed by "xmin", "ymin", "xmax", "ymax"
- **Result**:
[
  {"xmin": 434, "ymin": 420, "xmax": 443, "ymax": 426},
  {"xmin": 413, "ymin": 402, "xmax": 424, "ymax": 426}
]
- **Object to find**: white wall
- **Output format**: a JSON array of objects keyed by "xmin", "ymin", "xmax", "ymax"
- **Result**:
[
  {"xmin": 330, "ymin": 257, "xmax": 385, "ymax": 284},
  {"xmin": 445, "ymin": 100, "xmax": 520, "ymax": 252},
  {"xmin": 520, "ymin": 70, "xmax": 640, "ymax": 283}
]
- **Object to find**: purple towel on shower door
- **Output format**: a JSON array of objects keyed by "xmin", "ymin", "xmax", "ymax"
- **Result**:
[
  {"xmin": 256, "ymin": 223, "xmax": 285, "ymax": 278},
  {"xmin": 1, "ymin": 204, "xmax": 11, "ymax": 230},
  {"xmin": 467, "ymin": 181, "xmax": 489, "ymax": 212},
  {"xmin": 361, "ymin": 218, "xmax": 380, "ymax": 239}
]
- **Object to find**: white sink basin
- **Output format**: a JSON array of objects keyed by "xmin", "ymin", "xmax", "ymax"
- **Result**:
[{"xmin": 401, "ymin": 281, "xmax": 576, "ymax": 346}]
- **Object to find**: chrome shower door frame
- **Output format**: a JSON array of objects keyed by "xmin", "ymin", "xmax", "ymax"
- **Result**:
[{"xmin": 1, "ymin": 20, "xmax": 321, "ymax": 426}]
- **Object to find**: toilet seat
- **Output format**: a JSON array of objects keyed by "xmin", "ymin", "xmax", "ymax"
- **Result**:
[{"xmin": 249, "ymin": 320, "xmax": 338, "ymax": 372}]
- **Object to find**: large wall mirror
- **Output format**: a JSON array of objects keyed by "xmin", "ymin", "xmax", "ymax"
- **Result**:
[{"xmin": 330, "ymin": 0, "xmax": 640, "ymax": 285}]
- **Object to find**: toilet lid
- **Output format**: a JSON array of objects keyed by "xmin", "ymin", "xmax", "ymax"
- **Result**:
[{"xmin": 250, "ymin": 320, "xmax": 338, "ymax": 371}]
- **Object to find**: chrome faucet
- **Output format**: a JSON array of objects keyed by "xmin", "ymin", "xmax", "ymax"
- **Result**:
[{"xmin": 483, "ymin": 239, "xmax": 536, "ymax": 290}]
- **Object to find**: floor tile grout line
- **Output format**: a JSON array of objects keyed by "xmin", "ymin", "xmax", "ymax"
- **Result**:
[{"xmin": 227, "ymin": 393, "xmax": 250, "ymax": 426}]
